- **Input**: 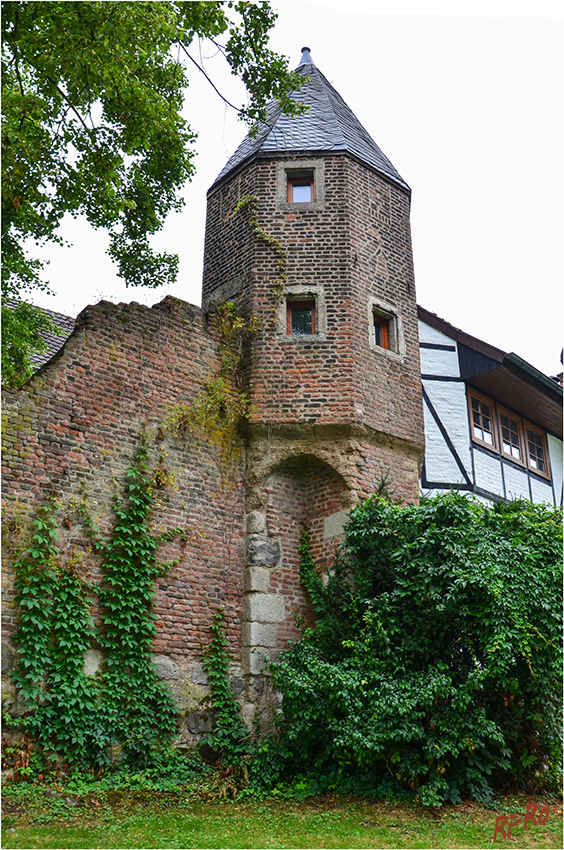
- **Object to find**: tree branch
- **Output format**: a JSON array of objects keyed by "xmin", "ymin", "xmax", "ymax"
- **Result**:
[
  {"xmin": 208, "ymin": 38, "xmax": 227, "ymax": 59},
  {"xmin": 13, "ymin": 47, "xmax": 26, "ymax": 99},
  {"xmin": 47, "ymin": 78, "xmax": 92, "ymax": 133},
  {"xmin": 179, "ymin": 43, "xmax": 240, "ymax": 114}
]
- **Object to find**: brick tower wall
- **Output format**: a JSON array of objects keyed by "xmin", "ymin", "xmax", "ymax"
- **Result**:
[
  {"xmin": 347, "ymin": 158, "xmax": 424, "ymax": 449},
  {"xmin": 264, "ymin": 461, "xmax": 348, "ymax": 650},
  {"xmin": 204, "ymin": 155, "xmax": 423, "ymax": 443},
  {"xmin": 203, "ymin": 153, "xmax": 424, "ymax": 504}
]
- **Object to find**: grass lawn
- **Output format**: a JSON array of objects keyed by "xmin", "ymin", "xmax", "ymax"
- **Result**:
[{"xmin": 1, "ymin": 791, "xmax": 562, "ymax": 849}]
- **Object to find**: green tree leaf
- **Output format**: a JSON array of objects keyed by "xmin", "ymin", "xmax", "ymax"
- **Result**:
[{"xmin": 1, "ymin": 0, "xmax": 305, "ymax": 384}]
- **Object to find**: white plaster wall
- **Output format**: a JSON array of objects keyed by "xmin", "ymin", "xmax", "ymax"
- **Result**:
[
  {"xmin": 468, "ymin": 491, "xmax": 494, "ymax": 506},
  {"xmin": 547, "ymin": 433, "xmax": 563, "ymax": 505},
  {"xmin": 423, "ymin": 380, "xmax": 472, "ymax": 479},
  {"xmin": 418, "ymin": 320, "xmax": 456, "ymax": 347},
  {"xmin": 420, "ymin": 486, "xmax": 442, "ymax": 498},
  {"xmin": 503, "ymin": 464, "xmax": 530, "ymax": 501},
  {"xmin": 530, "ymin": 475, "xmax": 555, "ymax": 505},
  {"xmin": 420, "ymin": 347, "xmax": 460, "ymax": 377},
  {"xmin": 422, "ymin": 401, "xmax": 465, "ymax": 483},
  {"xmin": 473, "ymin": 449, "xmax": 503, "ymax": 497}
]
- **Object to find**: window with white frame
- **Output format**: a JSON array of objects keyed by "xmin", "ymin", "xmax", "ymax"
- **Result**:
[{"xmin": 467, "ymin": 389, "xmax": 551, "ymax": 479}]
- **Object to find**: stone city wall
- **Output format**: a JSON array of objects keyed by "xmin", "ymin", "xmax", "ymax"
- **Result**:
[{"xmin": 1, "ymin": 296, "xmax": 250, "ymax": 744}]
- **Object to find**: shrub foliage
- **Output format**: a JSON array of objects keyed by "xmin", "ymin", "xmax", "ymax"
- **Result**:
[{"xmin": 267, "ymin": 494, "xmax": 562, "ymax": 805}]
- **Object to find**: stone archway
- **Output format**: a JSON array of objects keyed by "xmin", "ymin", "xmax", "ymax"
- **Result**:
[{"xmin": 242, "ymin": 453, "xmax": 350, "ymax": 675}]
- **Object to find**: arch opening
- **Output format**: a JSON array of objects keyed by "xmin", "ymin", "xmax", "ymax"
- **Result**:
[{"xmin": 264, "ymin": 455, "xmax": 350, "ymax": 646}]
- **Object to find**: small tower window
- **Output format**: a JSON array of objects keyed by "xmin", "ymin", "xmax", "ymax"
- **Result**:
[
  {"xmin": 368, "ymin": 298, "xmax": 405, "ymax": 359},
  {"xmin": 287, "ymin": 299, "xmax": 316, "ymax": 335},
  {"xmin": 277, "ymin": 160, "xmax": 324, "ymax": 212},
  {"xmin": 276, "ymin": 286, "xmax": 326, "ymax": 339},
  {"xmin": 373, "ymin": 312, "xmax": 390, "ymax": 349},
  {"xmin": 287, "ymin": 171, "xmax": 314, "ymax": 203}
]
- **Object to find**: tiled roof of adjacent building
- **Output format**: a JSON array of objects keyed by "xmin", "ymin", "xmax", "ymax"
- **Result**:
[
  {"xmin": 4, "ymin": 299, "xmax": 75, "ymax": 369},
  {"xmin": 32, "ymin": 306, "xmax": 75, "ymax": 368},
  {"xmin": 211, "ymin": 47, "xmax": 409, "ymax": 192}
]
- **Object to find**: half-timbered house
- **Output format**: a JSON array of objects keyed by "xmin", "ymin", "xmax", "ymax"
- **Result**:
[{"xmin": 418, "ymin": 306, "xmax": 563, "ymax": 506}]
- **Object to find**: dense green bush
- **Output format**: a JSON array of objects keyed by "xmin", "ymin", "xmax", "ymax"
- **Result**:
[{"xmin": 262, "ymin": 494, "xmax": 562, "ymax": 805}]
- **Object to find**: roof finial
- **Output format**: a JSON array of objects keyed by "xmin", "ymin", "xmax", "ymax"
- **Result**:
[{"xmin": 299, "ymin": 46, "xmax": 313, "ymax": 65}]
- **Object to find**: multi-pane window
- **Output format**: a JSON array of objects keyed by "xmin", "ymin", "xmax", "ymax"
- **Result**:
[
  {"xmin": 287, "ymin": 299, "xmax": 315, "ymax": 335},
  {"xmin": 499, "ymin": 410, "xmax": 522, "ymax": 460},
  {"xmin": 468, "ymin": 390, "xmax": 551, "ymax": 479},
  {"xmin": 470, "ymin": 394, "xmax": 495, "ymax": 447},
  {"xmin": 526, "ymin": 426, "xmax": 547, "ymax": 474}
]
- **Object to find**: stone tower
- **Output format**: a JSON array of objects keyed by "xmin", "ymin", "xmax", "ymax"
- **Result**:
[{"xmin": 203, "ymin": 49, "xmax": 425, "ymax": 674}]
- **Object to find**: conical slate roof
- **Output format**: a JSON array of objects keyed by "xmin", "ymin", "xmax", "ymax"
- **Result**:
[{"xmin": 211, "ymin": 48, "xmax": 409, "ymax": 192}]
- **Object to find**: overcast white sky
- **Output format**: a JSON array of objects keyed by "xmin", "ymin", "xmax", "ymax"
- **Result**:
[{"xmin": 27, "ymin": 0, "xmax": 563, "ymax": 376}]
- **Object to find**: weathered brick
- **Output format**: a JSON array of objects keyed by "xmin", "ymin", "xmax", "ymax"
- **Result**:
[{"xmin": 3, "ymin": 102, "xmax": 425, "ymax": 712}]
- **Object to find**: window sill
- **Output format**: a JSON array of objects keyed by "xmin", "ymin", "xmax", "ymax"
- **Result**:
[
  {"xmin": 473, "ymin": 441, "xmax": 552, "ymax": 482},
  {"xmin": 279, "ymin": 332, "xmax": 328, "ymax": 343},
  {"xmin": 279, "ymin": 200, "xmax": 323, "ymax": 213},
  {"xmin": 471, "ymin": 438, "xmax": 498, "ymax": 455},
  {"xmin": 526, "ymin": 465, "xmax": 552, "ymax": 482},
  {"xmin": 369, "ymin": 341, "xmax": 405, "ymax": 362},
  {"xmin": 500, "ymin": 452, "xmax": 526, "ymax": 468}
]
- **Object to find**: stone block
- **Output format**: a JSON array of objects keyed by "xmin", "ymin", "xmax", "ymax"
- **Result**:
[
  {"xmin": 247, "ymin": 535, "xmax": 281, "ymax": 568},
  {"xmin": 171, "ymin": 683, "xmax": 207, "ymax": 711},
  {"xmin": 185, "ymin": 662, "xmax": 208, "ymax": 685},
  {"xmin": 242, "ymin": 646, "xmax": 271, "ymax": 676},
  {"xmin": 153, "ymin": 655, "xmax": 180, "ymax": 680},
  {"xmin": 242, "ymin": 621, "xmax": 277, "ymax": 647},
  {"xmin": 83, "ymin": 649, "xmax": 102, "ymax": 677},
  {"xmin": 243, "ymin": 593, "xmax": 285, "ymax": 623},
  {"xmin": 246, "ymin": 510, "xmax": 266, "ymax": 534},
  {"xmin": 323, "ymin": 509, "xmax": 350, "ymax": 539},
  {"xmin": 241, "ymin": 702, "xmax": 256, "ymax": 728},
  {"xmin": 2, "ymin": 641, "xmax": 14, "ymax": 673},
  {"xmin": 185, "ymin": 710, "xmax": 216, "ymax": 735},
  {"xmin": 244, "ymin": 565, "xmax": 270, "ymax": 592},
  {"xmin": 230, "ymin": 677, "xmax": 245, "ymax": 697}
]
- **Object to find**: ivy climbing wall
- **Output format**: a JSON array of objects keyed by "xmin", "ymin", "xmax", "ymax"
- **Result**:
[
  {"xmin": 4, "ymin": 129, "xmax": 426, "ymax": 741},
  {"xmin": 1, "ymin": 296, "xmax": 248, "ymax": 740}
]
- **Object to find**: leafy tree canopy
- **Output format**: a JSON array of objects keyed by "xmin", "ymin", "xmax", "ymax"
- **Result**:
[
  {"xmin": 259, "ymin": 494, "xmax": 563, "ymax": 806},
  {"xmin": 1, "ymin": 0, "xmax": 305, "ymax": 385}
]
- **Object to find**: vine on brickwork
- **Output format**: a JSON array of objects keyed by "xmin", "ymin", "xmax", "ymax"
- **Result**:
[
  {"xmin": 166, "ymin": 301, "xmax": 260, "ymax": 469},
  {"xmin": 195, "ymin": 609, "xmax": 250, "ymax": 799},
  {"xmin": 201, "ymin": 610, "xmax": 249, "ymax": 763},
  {"xmin": 8, "ymin": 441, "xmax": 182, "ymax": 770},
  {"xmin": 84, "ymin": 441, "xmax": 180, "ymax": 766},
  {"xmin": 234, "ymin": 194, "xmax": 288, "ymax": 298}
]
